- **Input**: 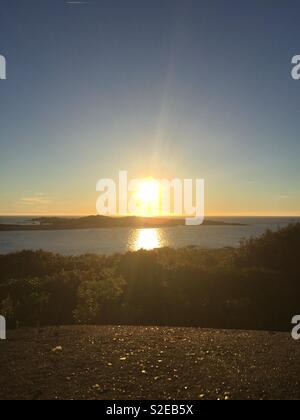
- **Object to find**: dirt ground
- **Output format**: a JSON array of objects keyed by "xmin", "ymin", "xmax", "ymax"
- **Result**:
[{"xmin": 0, "ymin": 325, "xmax": 299, "ymax": 400}]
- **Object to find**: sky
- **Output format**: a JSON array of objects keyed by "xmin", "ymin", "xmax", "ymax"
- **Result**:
[{"xmin": 0, "ymin": 0, "xmax": 300, "ymax": 216}]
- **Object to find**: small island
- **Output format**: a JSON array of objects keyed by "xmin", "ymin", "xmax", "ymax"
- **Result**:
[{"xmin": 0, "ymin": 215, "xmax": 247, "ymax": 231}]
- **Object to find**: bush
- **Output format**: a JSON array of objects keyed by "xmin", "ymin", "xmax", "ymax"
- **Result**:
[
  {"xmin": 0, "ymin": 224, "xmax": 299, "ymax": 331},
  {"xmin": 235, "ymin": 223, "xmax": 300, "ymax": 273},
  {"xmin": 74, "ymin": 269, "xmax": 125, "ymax": 324}
]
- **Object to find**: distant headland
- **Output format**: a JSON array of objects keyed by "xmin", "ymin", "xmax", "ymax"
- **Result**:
[{"xmin": 0, "ymin": 216, "xmax": 246, "ymax": 231}]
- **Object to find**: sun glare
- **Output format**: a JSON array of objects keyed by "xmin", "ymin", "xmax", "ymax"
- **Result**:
[{"xmin": 135, "ymin": 179, "xmax": 160, "ymax": 216}]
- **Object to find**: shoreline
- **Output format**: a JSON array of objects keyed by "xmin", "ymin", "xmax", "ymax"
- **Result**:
[{"xmin": 0, "ymin": 216, "xmax": 246, "ymax": 232}]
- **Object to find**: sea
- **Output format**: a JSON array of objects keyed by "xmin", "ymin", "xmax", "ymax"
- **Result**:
[{"xmin": 0, "ymin": 216, "xmax": 299, "ymax": 256}]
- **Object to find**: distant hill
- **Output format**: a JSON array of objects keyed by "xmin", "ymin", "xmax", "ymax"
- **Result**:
[{"xmin": 0, "ymin": 215, "xmax": 246, "ymax": 231}]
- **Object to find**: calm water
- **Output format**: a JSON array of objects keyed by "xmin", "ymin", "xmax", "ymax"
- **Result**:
[{"xmin": 0, "ymin": 217, "xmax": 299, "ymax": 256}]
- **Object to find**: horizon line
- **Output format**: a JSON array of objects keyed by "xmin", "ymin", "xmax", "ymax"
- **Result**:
[{"xmin": 1, "ymin": 214, "xmax": 300, "ymax": 218}]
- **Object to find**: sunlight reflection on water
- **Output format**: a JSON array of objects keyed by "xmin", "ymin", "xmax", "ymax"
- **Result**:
[
  {"xmin": 0, "ymin": 217, "xmax": 298, "ymax": 256},
  {"xmin": 129, "ymin": 228, "xmax": 165, "ymax": 251}
]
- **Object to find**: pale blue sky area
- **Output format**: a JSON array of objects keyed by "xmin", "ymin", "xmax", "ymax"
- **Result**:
[{"xmin": 0, "ymin": 0, "xmax": 300, "ymax": 215}]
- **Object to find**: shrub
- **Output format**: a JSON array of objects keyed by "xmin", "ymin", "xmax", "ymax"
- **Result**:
[
  {"xmin": 0, "ymin": 224, "xmax": 299, "ymax": 331},
  {"xmin": 73, "ymin": 269, "xmax": 125, "ymax": 324}
]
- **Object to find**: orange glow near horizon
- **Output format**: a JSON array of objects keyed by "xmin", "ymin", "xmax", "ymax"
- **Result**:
[{"xmin": 1, "ymin": 212, "xmax": 300, "ymax": 217}]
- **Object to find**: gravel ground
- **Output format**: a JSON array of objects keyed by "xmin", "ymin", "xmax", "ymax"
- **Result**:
[{"xmin": 0, "ymin": 325, "xmax": 299, "ymax": 400}]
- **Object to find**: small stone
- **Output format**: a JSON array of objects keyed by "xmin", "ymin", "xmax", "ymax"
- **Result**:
[{"xmin": 52, "ymin": 346, "xmax": 62, "ymax": 353}]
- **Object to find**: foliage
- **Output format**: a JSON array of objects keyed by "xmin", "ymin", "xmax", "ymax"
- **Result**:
[{"xmin": 0, "ymin": 224, "xmax": 300, "ymax": 331}]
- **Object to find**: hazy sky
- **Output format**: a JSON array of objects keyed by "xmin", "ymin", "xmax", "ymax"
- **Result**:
[{"xmin": 0, "ymin": 0, "xmax": 300, "ymax": 216}]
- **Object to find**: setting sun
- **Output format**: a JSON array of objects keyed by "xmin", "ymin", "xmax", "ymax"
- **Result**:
[{"xmin": 135, "ymin": 179, "xmax": 160, "ymax": 216}]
